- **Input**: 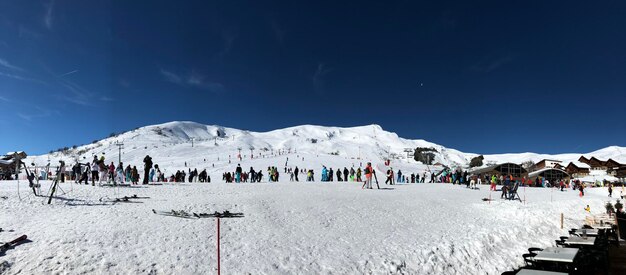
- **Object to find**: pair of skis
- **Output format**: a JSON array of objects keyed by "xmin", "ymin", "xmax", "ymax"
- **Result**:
[
  {"xmin": 152, "ymin": 209, "xmax": 244, "ymax": 219},
  {"xmin": 0, "ymin": 235, "xmax": 28, "ymax": 255},
  {"xmin": 115, "ymin": 194, "xmax": 150, "ymax": 202}
]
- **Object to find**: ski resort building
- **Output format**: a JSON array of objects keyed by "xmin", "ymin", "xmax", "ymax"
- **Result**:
[
  {"xmin": 527, "ymin": 168, "xmax": 570, "ymax": 183},
  {"xmin": 565, "ymin": 161, "xmax": 590, "ymax": 178},
  {"xmin": 535, "ymin": 159, "xmax": 563, "ymax": 170},
  {"xmin": 578, "ymin": 156, "xmax": 626, "ymax": 178},
  {"xmin": 0, "ymin": 152, "xmax": 27, "ymax": 180},
  {"xmin": 471, "ymin": 162, "xmax": 527, "ymax": 180},
  {"xmin": 579, "ymin": 156, "xmax": 609, "ymax": 170}
]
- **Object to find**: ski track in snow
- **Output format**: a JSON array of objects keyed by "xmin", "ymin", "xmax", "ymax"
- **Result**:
[{"xmin": 0, "ymin": 180, "xmax": 616, "ymax": 275}]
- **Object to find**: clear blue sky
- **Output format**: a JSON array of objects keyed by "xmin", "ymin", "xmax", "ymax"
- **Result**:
[{"xmin": 1, "ymin": 1, "xmax": 625, "ymax": 155}]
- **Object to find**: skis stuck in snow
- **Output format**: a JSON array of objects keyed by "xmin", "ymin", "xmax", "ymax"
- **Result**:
[{"xmin": 0, "ymin": 235, "xmax": 28, "ymax": 255}]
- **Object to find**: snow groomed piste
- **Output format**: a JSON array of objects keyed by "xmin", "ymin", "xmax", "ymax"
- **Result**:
[{"xmin": 0, "ymin": 177, "xmax": 621, "ymax": 274}]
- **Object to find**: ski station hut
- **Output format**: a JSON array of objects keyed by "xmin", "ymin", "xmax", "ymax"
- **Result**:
[
  {"xmin": 535, "ymin": 159, "xmax": 563, "ymax": 170},
  {"xmin": 0, "ymin": 151, "xmax": 27, "ymax": 180},
  {"xmin": 471, "ymin": 162, "xmax": 527, "ymax": 180},
  {"xmin": 565, "ymin": 161, "xmax": 590, "ymax": 178},
  {"xmin": 528, "ymin": 167, "xmax": 570, "ymax": 183}
]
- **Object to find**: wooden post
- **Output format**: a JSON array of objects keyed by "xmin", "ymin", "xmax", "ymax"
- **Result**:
[
  {"xmin": 217, "ymin": 217, "xmax": 220, "ymax": 275},
  {"xmin": 614, "ymin": 213, "xmax": 620, "ymax": 243},
  {"xmin": 561, "ymin": 213, "xmax": 564, "ymax": 229}
]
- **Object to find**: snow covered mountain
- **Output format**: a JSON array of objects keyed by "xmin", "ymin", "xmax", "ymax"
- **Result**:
[{"xmin": 25, "ymin": 121, "xmax": 625, "ymax": 175}]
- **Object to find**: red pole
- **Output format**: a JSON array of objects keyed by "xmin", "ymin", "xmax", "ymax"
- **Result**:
[{"xmin": 217, "ymin": 217, "xmax": 220, "ymax": 275}]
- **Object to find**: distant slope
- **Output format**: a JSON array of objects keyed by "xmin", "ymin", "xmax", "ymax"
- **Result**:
[{"xmin": 25, "ymin": 121, "xmax": 625, "ymax": 176}]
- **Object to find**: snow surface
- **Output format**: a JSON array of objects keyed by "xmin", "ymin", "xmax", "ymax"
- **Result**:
[{"xmin": 0, "ymin": 179, "xmax": 620, "ymax": 274}]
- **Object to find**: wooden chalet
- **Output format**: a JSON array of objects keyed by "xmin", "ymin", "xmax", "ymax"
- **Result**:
[
  {"xmin": 535, "ymin": 159, "xmax": 562, "ymax": 170},
  {"xmin": 566, "ymin": 162, "xmax": 590, "ymax": 177},
  {"xmin": 588, "ymin": 157, "xmax": 607, "ymax": 170}
]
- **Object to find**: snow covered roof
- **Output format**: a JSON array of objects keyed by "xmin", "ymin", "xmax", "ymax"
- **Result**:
[
  {"xmin": 538, "ymin": 159, "xmax": 562, "ymax": 163},
  {"xmin": 568, "ymin": 161, "xmax": 590, "ymax": 169},
  {"xmin": 575, "ymin": 174, "xmax": 620, "ymax": 183},
  {"xmin": 528, "ymin": 167, "xmax": 569, "ymax": 178},
  {"xmin": 0, "ymin": 159, "xmax": 15, "ymax": 166}
]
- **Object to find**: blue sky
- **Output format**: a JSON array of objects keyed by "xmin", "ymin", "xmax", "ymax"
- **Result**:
[{"xmin": 0, "ymin": 0, "xmax": 625, "ymax": 155}]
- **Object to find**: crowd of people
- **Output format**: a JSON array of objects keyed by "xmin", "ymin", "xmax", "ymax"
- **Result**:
[{"xmin": 20, "ymin": 155, "xmax": 622, "ymax": 199}]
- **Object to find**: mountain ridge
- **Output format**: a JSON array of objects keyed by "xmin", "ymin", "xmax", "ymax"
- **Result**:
[{"xmin": 27, "ymin": 121, "xmax": 625, "ymax": 171}]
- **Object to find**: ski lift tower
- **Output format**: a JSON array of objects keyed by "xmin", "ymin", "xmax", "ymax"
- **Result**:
[
  {"xmin": 190, "ymin": 137, "xmax": 195, "ymax": 147},
  {"xmin": 114, "ymin": 141, "xmax": 124, "ymax": 164},
  {"xmin": 404, "ymin": 148, "xmax": 414, "ymax": 163}
]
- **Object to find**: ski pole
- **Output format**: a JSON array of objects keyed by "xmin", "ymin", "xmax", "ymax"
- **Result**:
[{"xmin": 217, "ymin": 217, "xmax": 220, "ymax": 275}]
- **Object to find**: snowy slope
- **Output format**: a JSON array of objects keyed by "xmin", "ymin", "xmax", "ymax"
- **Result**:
[{"xmin": 24, "ymin": 121, "xmax": 626, "ymax": 178}]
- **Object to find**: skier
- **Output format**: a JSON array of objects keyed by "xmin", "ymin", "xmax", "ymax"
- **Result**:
[
  {"xmin": 79, "ymin": 163, "xmax": 89, "ymax": 184},
  {"xmin": 116, "ymin": 162, "xmax": 124, "ymax": 184},
  {"xmin": 364, "ymin": 162, "xmax": 374, "ymax": 189},
  {"xmin": 329, "ymin": 168, "xmax": 334, "ymax": 182},
  {"xmin": 343, "ymin": 168, "xmax": 349, "ymax": 183},
  {"xmin": 91, "ymin": 159, "xmax": 98, "ymax": 186},
  {"xmin": 125, "ymin": 165, "xmax": 132, "ymax": 183},
  {"xmin": 235, "ymin": 164, "xmax": 242, "ymax": 183},
  {"xmin": 356, "ymin": 168, "xmax": 362, "ymax": 182},
  {"xmin": 321, "ymin": 166, "xmax": 328, "ymax": 182},
  {"xmin": 72, "ymin": 162, "xmax": 80, "ymax": 183},
  {"xmin": 397, "ymin": 170, "xmax": 402, "ymax": 183},
  {"xmin": 294, "ymin": 166, "xmax": 299, "ymax": 181},
  {"xmin": 98, "ymin": 159, "xmax": 107, "ymax": 186},
  {"xmin": 108, "ymin": 162, "xmax": 115, "ymax": 184},
  {"xmin": 336, "ymin": 169, "xmax": 342, "ymax": 181},
  {"xmin": 490, "ymin": 175, "xmax": 497, "ymax": 191},
  {"xmin": 608, "ymin": 183, "xmax": 613, "ymax": 197},
  {"xmin": 143, "ymin": 155, "xmax": 153, "ymax": 184},
  {"xmin": 149, "ymin": 166, "xmax": 155, "ymax": 182},
  {"xmin": 385, "ymin": 169, "xmax": 393, "ymax": 185},
  {"xmin": 131, "ymin": 166, "xmax": 139, "ymax": 184}
]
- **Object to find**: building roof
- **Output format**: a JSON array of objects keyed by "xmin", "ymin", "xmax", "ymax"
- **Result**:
[
  {"xmin": 538, "ymin": 159, "xmax": 562, "ymax": 163},
  {"xmin": 568, "ymin": 161, "xmax": 591, "ymax": 169},
  {"xmin": 528, "ymin": 167, "xmax": 570, "ymax": 179},
  {"xmin": 470, "ymin": 162, "xmax": 526, "ymax": 175},
  {"xmin": 0, "ymin": 159, "xmax": 15, "ymax": 166},
  {"xmin": 575, "ymin": 174, "xmax": 620, "ymax": 183}
]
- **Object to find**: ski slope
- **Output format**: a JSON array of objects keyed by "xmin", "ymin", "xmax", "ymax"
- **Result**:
[
  {"xmin": 23, "ymin": 121, "xmax": 626, "ymax": 180},
  {"xmin": 0, "ymin": 180, "xmax": 618, "ymax": 274}
]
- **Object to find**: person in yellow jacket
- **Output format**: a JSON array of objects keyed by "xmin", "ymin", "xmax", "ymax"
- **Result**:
[{"xmin": 490, "ymin": 175, "xmax": 497, "ymax": 191}]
